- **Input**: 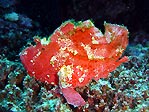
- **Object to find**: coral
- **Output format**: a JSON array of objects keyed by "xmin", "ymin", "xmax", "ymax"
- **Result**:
[
  {"xmin": 0, "ymin": 59, "xmax": 25, "ymax": 89},
  {"xmin": 19, "ymin": 15, "xmax": 32, "ymax": 28},
  {"xmin": 0, "ymin": 14, "xmax": 34, "ymax": 60},
  {"xmin": 20, "ymin": 20, "xmax": 128, "ymax": 107},
  {"xmin": 4, "ymin": 12, "xmax": 19, "ymax": 22},
  {"xmin": 0, "ymin": 59, "xmax": 26, "ymax": 111},
  {"xmin": 0, "ymin": 0, "xmax": 16, "ymax": 8},
  {"xmin": 0, "ymin": 59, "xmax": 64, "ymax": 112}
]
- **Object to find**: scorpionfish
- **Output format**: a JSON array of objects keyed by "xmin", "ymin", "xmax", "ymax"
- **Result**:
[{"xmin": 20, "ymin": 20, "xmax": 129, "ymax": 107}]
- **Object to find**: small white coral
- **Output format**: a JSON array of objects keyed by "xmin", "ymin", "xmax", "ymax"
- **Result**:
[{"xmin": 4, "ymin": 12, "xmax": 19, "ymax": 21}]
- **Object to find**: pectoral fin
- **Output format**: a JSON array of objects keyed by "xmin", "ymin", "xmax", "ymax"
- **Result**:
[{"xmin": 61, "ymin": 87, "xmax": 86, "ymax": 107}]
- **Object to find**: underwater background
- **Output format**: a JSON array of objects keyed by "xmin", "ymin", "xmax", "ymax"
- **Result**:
[{"xmin": 0, "ymin": 0, "xmax": 149, "ymax": 111}]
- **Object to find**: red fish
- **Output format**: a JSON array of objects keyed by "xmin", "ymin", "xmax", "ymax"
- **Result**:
[{"xmin": 20, "ymin": 20, "xmax": 128, "ymax": 107}]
